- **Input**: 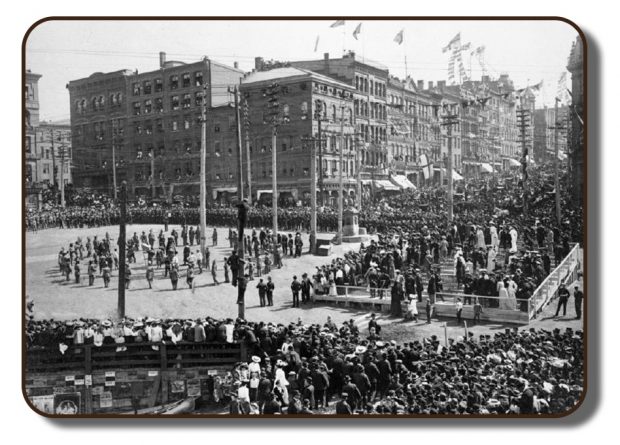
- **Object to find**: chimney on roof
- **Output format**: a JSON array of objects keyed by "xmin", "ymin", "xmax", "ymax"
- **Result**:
[
  {"xmin": 437, "ymin": 80, "xmax": 446, "ymax": 90},
  {"xmin": 255, "ymin": 57, "xmax": 264, "ymax": 71},
  {"xmin": 234, "ymin": 61, "xmax": 239, "ymax": 69},
  {"xmin": 324, "ymin": 52, "xmax": 329, "ymax": 61},
  {"xmin": 159, "ymin": 52, "xmax": 166, "ymax": 69},
  {"xmin": 428, "ymin": 81, "xmax": 434, "ymax": 89},
  {"xmin": 417, "ymin": 80, "xmax": 424, "ymax": 90},
  {"xmin": 481, "ymin": 75, "xmax": 490, "ymax": 83}
]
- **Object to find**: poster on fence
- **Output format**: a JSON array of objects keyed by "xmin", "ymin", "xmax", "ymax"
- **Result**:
[
  {"xmin": 30, "ymin": 395, "xmax": 55, "ymax": 414},
  {"xmin": 53, "ymin": 393, "xmax": 81, "ymax": 415},
  {"xmin": 99, "ymin": 391, "xmax": 113, "ymax": 408},
  {"xmin": 186, "ymin": 379, "xmax": 201, "ymax": 397},
  {"xmin": 170, "ymin": 380, "xmax": 185, "ymax": 394}
]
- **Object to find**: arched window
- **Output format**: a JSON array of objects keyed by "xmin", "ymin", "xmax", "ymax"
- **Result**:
[{"xmin": 332, "ymin": 104, "xmax": 337, "ymax": 121}]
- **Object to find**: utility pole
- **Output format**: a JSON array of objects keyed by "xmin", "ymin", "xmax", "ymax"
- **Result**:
[
  {"xmin": 49, "ymin": 129, "xmax": 57, "ymax": 189},
  {"xmin": 199, "ymin": 83, "xmax": 209, "ymax": 261},
  {"xmin": 266, "ymin": 83, "xmax": 281, "ymax": 239},
  {"xmin": 59, "ymin": 146, "xmax": 66, "ymax": 208},
  {"xmin": 516, "ymin": 101, "xmax": 531, "ymax": 216},
  {"xmin": 549, "ymin": 97, "xmax": 564, "ymax": 224},
  {"xmin": 441, "ymin": 108, "xmax": 459, "ymax": 223},
  {"xmin": 337, "ymin": 104, "xmax": 345, "ymax": 244},
  {"xmin": 315, "ymin": 102, "xmax": 325, "ymax": 207},
  {"xmin": 355, "ymin": 134, "xmax": 362, "ymax": 209},
  {"xmin": 150, "ymin": 150, "xmax": 156, "ymax": 200},
  {"xmin": 302, "ymin": 136, "xmax": 318, "ymax": 255},
  {"xmin": 117, "ymin": 181, "xmax": 127, "ymax": 319},
  {"xmin": 242, "ymin": 98, "xmax": 252, "ymax": 203},
  {"xmin": 232, "ymin": 85, "xmax": 246, "ymax": 320},
  {"xmin": 111, "ymin": 120, "xmax": 118, "ymax": 200}
]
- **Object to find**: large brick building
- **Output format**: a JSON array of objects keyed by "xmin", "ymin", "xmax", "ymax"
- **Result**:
[
  {"xmin": 533, "ymin": 105, "xmax": 568, "ymax": 164},
  {"xmin": 67, "ymin": 53, "xmax": 244, "ymax": 200},
  {"xmin": 240, "ymin": 66, "xmax": 356, "ymax": 206},
  {"xmin": 290, "ymin": 52, "xmax": 389, "ymax": 185}
]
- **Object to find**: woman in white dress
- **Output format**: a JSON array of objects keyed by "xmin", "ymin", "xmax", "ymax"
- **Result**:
[
  {"xmin": 490, "ymin": 225, "xmax": 499, "ymax": 250},
  {"xmin": 506, "ymin": 277, "xmax": 518, "ymax": 310},
  {"xmin": 509, "ymin": 226, "xmax": 518, "ymax": 253},
  {"xmin": 498, "ymin": 280, "xmax": 511, "ymax": 310},
  {"xmin": 476, "ymin": 227, "xmax": 486, "ymax": 250},
  {"xmin": 487, "ymin": 246, "xmax": 497, "ymax": 272}
]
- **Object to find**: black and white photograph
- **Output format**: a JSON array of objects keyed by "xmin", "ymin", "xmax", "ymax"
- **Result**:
[{"xmin": 23, "ymin": 18, "xmax": 585, "ymax": 417}]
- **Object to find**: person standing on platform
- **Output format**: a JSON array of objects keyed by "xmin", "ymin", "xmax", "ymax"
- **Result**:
[
  {"xmin": 554, "ymin": 283, "xmax": 570, "ymax": 317},
  {"xmin": 574, "ymin": 285, "xmax": 584, "ymax": 320}
]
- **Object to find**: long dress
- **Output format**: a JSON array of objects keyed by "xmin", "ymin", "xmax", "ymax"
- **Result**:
[
  {"xmin": 506, "ymin": 280, "xmax": 518, "ymax": 310},
  {"xmin": 509, "ymin": 228, "xmax": 518, "ymax": 253},
  {"xmin": 476, "ymin": 229, "xmax": 486, "ymax": 249},
  {"xmin": 487, "ymin": 247, "xmax": 497, "ymax": 272},
  {"xmin": 490, "ymin": 226, "xmax": 499, "ymax": 250},
  {"xmin": 498, "ymin": 285, "xmax": 511, "ymax": 310}
]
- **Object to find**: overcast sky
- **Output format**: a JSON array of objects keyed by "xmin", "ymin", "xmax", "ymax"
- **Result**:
[{"xmin": 25, "ymin": 19, "xmax": 580, "ymax": 122}]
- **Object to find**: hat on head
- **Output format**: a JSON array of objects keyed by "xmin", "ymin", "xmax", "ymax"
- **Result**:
[{"xmin": 252, "ymin": 356, "xmax": 261, "ymax": 363}]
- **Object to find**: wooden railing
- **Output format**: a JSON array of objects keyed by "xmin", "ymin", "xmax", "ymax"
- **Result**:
[{"xmin": 26, "ymin": 341, "xmax": 248, "ymax": 373}]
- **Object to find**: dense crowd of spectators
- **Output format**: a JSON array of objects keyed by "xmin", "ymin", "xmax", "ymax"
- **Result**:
[{"xmin": 25, "ymin": 314, "xmax": 583, "ymax": 415}]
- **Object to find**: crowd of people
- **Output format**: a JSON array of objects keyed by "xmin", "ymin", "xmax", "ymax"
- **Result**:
[{"xmin": 25, "ymin": 312, "xmax": 583, "ymax": 415}]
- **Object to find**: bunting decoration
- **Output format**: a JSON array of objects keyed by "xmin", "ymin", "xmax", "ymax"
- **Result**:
[
  {"xmin": 530, "ymin": 80, "xmax": 544, "ymax": 91},
  {"xmin": 442, "ymin": 32, "xmax": 461, "ymax": 53},
  {"xmin": 420, "ymin": 154, "xmax": 432, "ymax": 180},
  {"xmin": 330, "ymin": 20, "xmax": 345, "ymax": 28},
  {"xmin": 353, "ymin": 23, "xmax": 362, "ymax": 40}
]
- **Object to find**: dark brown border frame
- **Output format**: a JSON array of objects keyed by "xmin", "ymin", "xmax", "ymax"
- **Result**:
[{"xmin": 21, "ymin": 15, "xmax": 588, "ymax": 420}]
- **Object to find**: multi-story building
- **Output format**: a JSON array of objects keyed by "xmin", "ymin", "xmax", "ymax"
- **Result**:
[
  {"xmin": 533, "ymin": 105, "xmax": 569, "ymax": 164},
  {"xmin": 240, "ymin": 66, "xmax": 356, "ymax": 206},
  {"xmin": 34, "ymin": 121, "xmax": 72, "ymax": 187},
  {"xmin": 290, "ymin": 52, "xmax": 389, "ymax": 187},
  {"xmin": 567, "ymin": 37, "xmax": 584, "ymax": 203},
  {"xmin": 427, "ymin": 81, "xmax": 463, "ymax": 184},
  {"xmin": 67, "ymin": 52, "xmax": 244, "ymax": 200},
  {"xmin": 459, "ymin": 74, "xmax": 521, "ymax": 176},
  {"xmin": 25, "ymin": 70, "xmax": 42, "ymax": 187}
]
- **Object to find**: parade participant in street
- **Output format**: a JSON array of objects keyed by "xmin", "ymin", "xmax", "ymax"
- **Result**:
[
  {"xmin": 574, "ymin": 285, "xmax": 584, "ymax": 319},
  {"xmin": 186, "ymin": 264, "xmax": 195, "ymax": 290},
  {"xmin": 266, "ymin": 276, "xmax": 275, "ymax": 306},
  {"xmin": 291, "ymin": 275, "xmax": 301, "ymax": 308},
  {"xmin": 211, "ymin": 260, "xmax": 220, "ymax": 285},
  {"xmin": 169, "ymin": 265, "xmax": 179, "ymax": 290},
  {"xmin": 124, "ymin": 263, "xmax": 131, "ymax": 289},
  {"xmin": 256, "ymin": 278, "xmax": 267, "ymax": 307},
  {"xmin": 102, "ymin": 263, "xmax": 111, "ymax": 288},
  {"xmin": 146, "ymin": 261, "xmax": 155, "ymax": 289}
]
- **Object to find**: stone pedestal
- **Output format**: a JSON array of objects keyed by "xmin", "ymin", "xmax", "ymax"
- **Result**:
[{"xmin": 341, "ymin": 207, "xmax": 370, "ymax": 243}]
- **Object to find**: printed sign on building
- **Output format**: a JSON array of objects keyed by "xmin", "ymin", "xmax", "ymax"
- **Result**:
[{"xmin": 53, "ymin": 393, "xmax": 81, "ymax": 415}]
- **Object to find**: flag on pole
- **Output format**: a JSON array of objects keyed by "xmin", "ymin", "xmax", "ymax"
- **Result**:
[
  {"xmin": 330, "ymin": 20, "xmax": 345, "ymax": 28},
  {"xmin": 530, "ymin": 80, "xmax": 544, "ymax": 91},
  {"xmin": 394, "ymin": 29, "xmax": 404, "ymax": 45},
  {"xmin": 442, "ymin": 32, "xmax": 461, "ymax": 53},
  {"xmin": 313, "ymin": 35, "xmax": 320, "ymax": 52},
  {"xmin": 353, "ymin": 22, "xmax": 362, "ymax": 40}
]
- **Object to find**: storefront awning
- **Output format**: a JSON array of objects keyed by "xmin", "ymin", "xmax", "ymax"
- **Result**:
[
  {"xmin": 390, "ymin": 174, "xmax": 416, "ymax": 190},
  {"xmin": 374, "ymin": 180, "xmax": 400, "ymax": 191},
  {"xmin": 452, "ymin": 170, "xmax": 464, "ymax": 181},
  {"xmin": 480, "ymin": 163, "xmax": 494, "ymax": 173},
  {"xmin": 508, "ymin": 158, "xmax": 521, "ymax": 167}
]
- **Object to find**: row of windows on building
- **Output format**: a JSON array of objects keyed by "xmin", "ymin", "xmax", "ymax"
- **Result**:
[
  {"xmin": 132, "ymin": 72, "xmax": 204, "ymax": 96},
  {"xmin": 132, "ymin": 92, "xmax": 206, "ymax": 115},
  {"xmin": 355, "ymin": 75, "xmax": 386, "ymax": 98},
  {"xmin": 75, "ymin": 93, "xmax": 123, "ymax": 114},
  {"xmin": 388, "ymin": 96, "xmax": 439, "ymax": 121},
  {"xmin": 354, "ymin": 99, "xmax": 387, "ymax": 120}
]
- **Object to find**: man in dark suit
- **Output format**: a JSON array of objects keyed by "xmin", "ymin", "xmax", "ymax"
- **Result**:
[
  {"xmin": 554, "ymin": 283, "xmax": 570, "ymax": 317},
  {"xmin": 341, "ymin": 375, "xmax": 362, "ymax": 411},
  {"xmin": 291, "ymin": 276, "xmax": 302, "ymax": 308},
  {"xmin": 574, "ymin": 285, "xmax": 584, "ymax": 319},
  {"xmin": 256, "ymin": 278, "xmax": 267, "ymax": 307},
  {"xmin": 335, "ymin": 392, "xmax": 353, "ymax": 414}
]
